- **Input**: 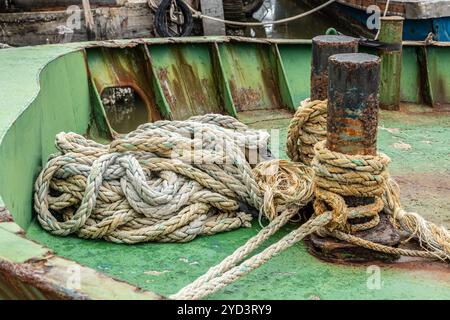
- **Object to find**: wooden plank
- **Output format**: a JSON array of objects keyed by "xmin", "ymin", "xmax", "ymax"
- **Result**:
[
  {"xmin": 199, "ymin": 0, "xmax": 226, "ymax": 35},
  {"xmin": 82, "ymin": 0, "xmax": 96, "ymax": 40},
  {"xmin": 0, "ymin": 3, "xmax": 157, "ymax": 46}
]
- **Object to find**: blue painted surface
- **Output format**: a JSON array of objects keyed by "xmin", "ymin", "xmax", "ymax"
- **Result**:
[
  {"xmin": 403, "ymin": 19, "xmax": 435, "ymax": 41},
  {"xmin": 335, "ymin": 3, "xmax": 450, "ymax": 41},
  {"xmin": 433, "ymin": 18, "xmax": 450, "ymax": 41}
]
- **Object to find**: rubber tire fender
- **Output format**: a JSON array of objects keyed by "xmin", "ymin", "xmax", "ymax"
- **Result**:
[{"xmin": 155, "ymin": 0, "xmax": 194, "ymax": 37}]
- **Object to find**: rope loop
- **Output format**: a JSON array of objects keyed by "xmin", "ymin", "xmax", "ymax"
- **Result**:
[
  {"xmin": 286, "ymin": 99, "xmax": 327, "ymax": 165},
  {"xmin": 253, "ymin": 159, "xmax": 314, "ymax": 224},
  {"xmin": 313, "ymin": 188, "xmax": 347, "ymax": 232}
]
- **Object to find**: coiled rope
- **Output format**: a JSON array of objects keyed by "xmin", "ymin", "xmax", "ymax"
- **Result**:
[
  {"xmin": 34, "ymin": 114, "xmax": 309, "ymax": 243},
  {"xmin": 286, "ymin": 100, "xmax": 450, "ymax": 259}
]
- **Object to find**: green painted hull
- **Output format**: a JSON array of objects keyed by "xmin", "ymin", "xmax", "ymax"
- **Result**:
[{"xmin": 0, "ymin": 37, "xmax": 449, "ymax": 299}]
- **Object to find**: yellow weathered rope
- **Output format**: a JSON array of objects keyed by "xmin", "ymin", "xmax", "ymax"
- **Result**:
[
  {"xmin": 292, "ymin": 100, "xmax": 450, "ymax": 259},
  {"xmin": 286, "ymin": 99, "xmax": 327, "ymax": 165}
]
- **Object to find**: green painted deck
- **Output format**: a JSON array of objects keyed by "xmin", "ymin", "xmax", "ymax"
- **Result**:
[
  {"xmin": 0, "ymin": 38, "xmax": 449, "ymax": 299},
  {"xmin": 26, "ymin": 105, "xmax": 450, "ymax": 299}
]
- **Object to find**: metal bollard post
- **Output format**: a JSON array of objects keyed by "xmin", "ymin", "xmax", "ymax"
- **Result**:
[
  {"xmin": 311, "ymin": 35, "xmax": 358, "ymax": 101},
  {"xmin": 327, "ymin": 53, "xmax": 380, "ymax": 208},
  {"xmin": 307, "ymin": 53, "xmax": 401, "ymax": 263},
  {"xmin": 327, "ymin": 53, "xmax": 380, "ymax": 156},
  {"xmin": 378, "ymin": 16, "xmax": 404, "ymax": 111}
]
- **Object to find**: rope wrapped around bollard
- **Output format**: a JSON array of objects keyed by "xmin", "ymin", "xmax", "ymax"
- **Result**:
[
  {"xmin": 286, "ymin": 100, "xmax": 450, "ymax": 260},
  {"xmin": 171, "ymin": 101, "xmax": 450, "ymax": 300}
]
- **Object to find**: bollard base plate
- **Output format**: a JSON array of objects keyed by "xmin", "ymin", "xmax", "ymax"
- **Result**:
[{"xmin": 305, "ymin": 212, "xmax": 402, "ymax": 263}]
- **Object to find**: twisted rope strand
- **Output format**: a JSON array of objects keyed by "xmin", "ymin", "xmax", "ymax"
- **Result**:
[
  {"xmin": 34, "ymin": 114, "xmax": 275, "ymax": 243},
  {"xmin": 171, "ymin": 212, "xmax": 332, "ymax": 300},
  {"xmin": 286, "ymin": 99, "xmax": 327, "ymax": 164}
]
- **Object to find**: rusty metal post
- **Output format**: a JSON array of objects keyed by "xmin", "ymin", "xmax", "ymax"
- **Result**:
[
  {"xmin": 327, "ymin": 53, "xmax": 380, "ymax": 206},
  {"xmin": 307, "ymin": 53, "xmax": 401, "ymax": 263},
  {"xmin": 310, "ymin": 35, "xmax": 358, "ymax": 101},
  {"xmin": 378, "ymin": 16, "xmax": 404, "ymax": 110},
  {"xmin": 327, "ymin": 53, "xmax": 380, "ymax": 156},
  {"xmin": 328, "ymin": 53, "xmax": 380, "ymax": 209}
]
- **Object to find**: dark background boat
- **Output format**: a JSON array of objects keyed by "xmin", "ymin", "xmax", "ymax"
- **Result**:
[{"xmin": 299, "ymin": 0, "xmax": 450, "ymax": 41}]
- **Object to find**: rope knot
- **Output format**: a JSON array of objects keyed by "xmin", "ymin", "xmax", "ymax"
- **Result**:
[{"xmin": 253, "ymin": 159, "xmax": 314, "ymax": 225}]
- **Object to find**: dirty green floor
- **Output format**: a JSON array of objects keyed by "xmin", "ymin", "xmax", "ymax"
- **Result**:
[{"xmin": 26, "ymin": 105, "xmax": 450, "ymax": 299}]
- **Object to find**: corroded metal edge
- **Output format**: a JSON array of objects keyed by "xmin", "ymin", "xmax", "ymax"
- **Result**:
[
  {"xmin": 0, "ymin": 206, "xmax": 13, "ymax": 222},
  {"xmin": 0, "ymin": 259, "xmax": 88, "ymax": 300},
  {"xmin": 0, "ymin": 206, "xmax": 165, "ymax": 300},
  {"xmin": 84, "ymin": 36, "xmax": 450, "ymax": 48},
  {"xmin": 306, "ymin": 213, "xmax": 401, "ymax": 263}
]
